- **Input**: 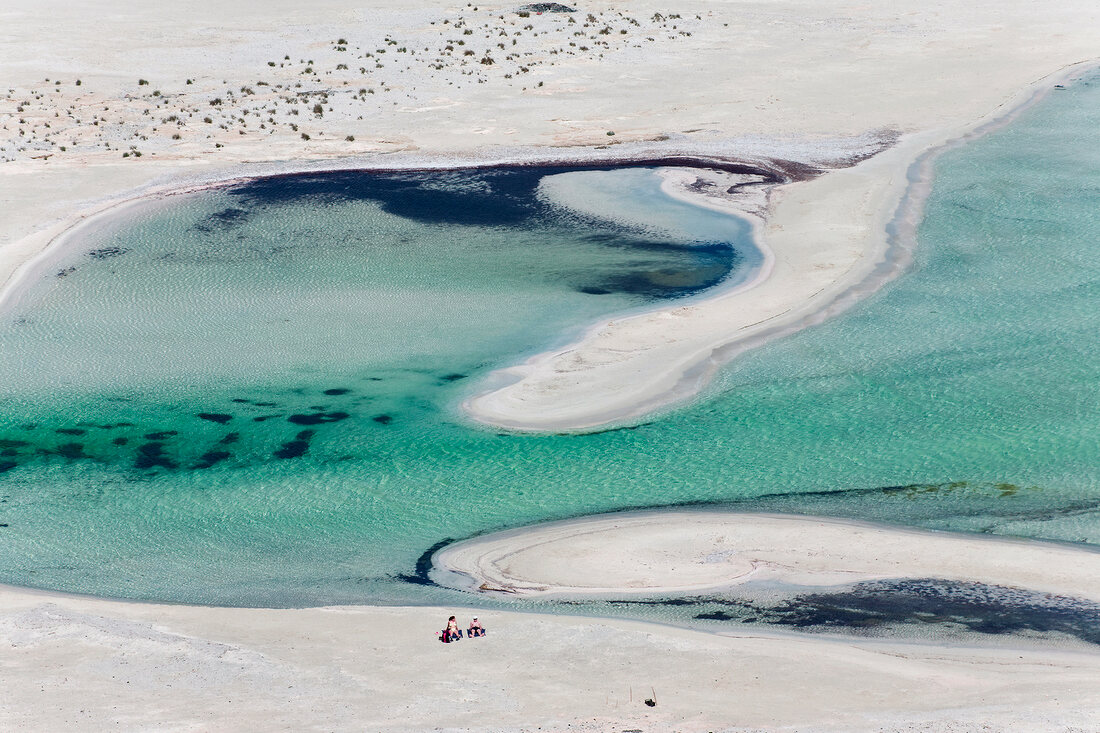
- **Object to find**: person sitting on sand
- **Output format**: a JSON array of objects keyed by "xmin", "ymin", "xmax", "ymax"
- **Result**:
[
  {"xmin": 443, "ymin": 615, "xmax": 462, "ymax": 642},
  {"xmin": 468, "ymin": 617, "xmax": 486, "ymax": 638}
]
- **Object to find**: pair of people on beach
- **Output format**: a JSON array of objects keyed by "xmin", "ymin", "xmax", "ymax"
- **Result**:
[{"xmin": 440, "ymin": 615, "xmax": 485, "ymax": 642}]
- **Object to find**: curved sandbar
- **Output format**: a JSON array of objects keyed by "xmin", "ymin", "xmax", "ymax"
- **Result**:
[
  {"xmin": 434, "ymin": 510, "xmax": 1100, "ymax": 601},
  {"xmin": 464, "ymin": 67, "xmax": 1092, "ymax": 433}
]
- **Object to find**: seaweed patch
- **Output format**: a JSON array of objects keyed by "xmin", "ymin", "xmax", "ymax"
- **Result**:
[
  {"xmin": 288, "ymin": 411, "xmax": 349, "ymax": 425},
  {"xmin": 134, "ymin": 442, "xmax": 177, "ymax": 470}
]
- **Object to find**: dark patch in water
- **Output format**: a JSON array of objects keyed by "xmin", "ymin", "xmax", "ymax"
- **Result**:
[
  {"xmin": 197, "ymin": 413, "xmax": 233, "ymax": 424},
  {"xmin": 231, "ymin": 398, "xmax": 251, "ymax": 403},
  {"xmin": 440, "ymin": 373, "xmax": 467, "ymax": 382},
  {"xmin": 55, "ymin": 428, "xmax": 86, "ymax": 436},
  {"xmin": 1, "ymin": 449, "xmax": 17, "ymax": 457},
  {"xmin": 0, "ymin": 439, "xmax": 29, "ymax": 449},
  {"xmin": 397, "ymin": 538, "xmax": 454, "ymax": 586},
  {"xmin": 0, "ymin": 461, "xmax": 17, "ymax": 473},
  {"xmin": 144, "ymin": 431, "xmax": 178, "ymax": 441},
  {"xmin": 253, "ymin": 415, "xmax": 280, "ymax": 422},
  {"xmin": 578, "ymin": 286, "xmax": 611, "ymax": 295},
  {"xmin": 288, "ymin": 411, "xmax": 349, "ymax": 425},
  {"xmin": 135, "ymin": 442, "xmax": 176, "ymax": 470},
  {"xmin": 274, "ymin": 440, "xmax": 309, "ymax": 459},
  {"xmin": 194, "ymin": 451, "xmax": 231, "ymax": 469},
  {"xmin": 56, "ymin": 266, "xmax": 76, "ymax": 278},
  {"xmin": 112, "ymin": 437, "xmax": 129, "ymax": 446},
  {"xmin": 323, "ymin": 388, "xmax": 351, "ymax": 395},
  {"xmin": 675, "ymin": 579, "xmax": 1100, "ymax": 646},
  {"xmin": 694, "ymin": 610, "xmax": 735, "ymax": 621},
  {"xmin": 56, "ymin": 443, "xmax": 86, "ymax": 459},
  {"xmin": 295, "ymin": 429, "xmax": 317, "ymax": 441},
  {"xmin": 194, "ymin": 207, "xmax": 250, "ymax": 233},
  {"xmin": 87, "ymin": 246, "xmax": 129, "ymax": 260},
  {"xmin": 254, "ymin": 402, "xmax": 278, "ymax": 407},
  {"xmin": 218, "ymin": 432, "xmax": 241, "ymax": 445},
  {"xmin": 372, "ymin": 414, "xmax": 393, "ymax": 425}
]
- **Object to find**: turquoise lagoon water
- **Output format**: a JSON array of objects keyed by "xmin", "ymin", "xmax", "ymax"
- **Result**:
[{"xmin": 1, "ymin": 73, "xmax": 1099, "ymax": 609}]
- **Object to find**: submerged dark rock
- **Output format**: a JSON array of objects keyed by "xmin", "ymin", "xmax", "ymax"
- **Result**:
[
  {"xmin": 194, "ymin": 450, "xmax": 231, "ymax": 469},
  {"xmin": 134, "ymin": 442, "xmax": 177, "ymax": 470},
  {"xmin": 372, "ymin": 414, "xmax": 394, "ymax": 425},
  {"xmin": 441, "ymin": 373, "xmax": 467, "ymax": 382},
  {"xmin": 86, "ymin": 246, "xmax": 129, "ymax": 260},
  {"xmin": 0, "ymin": 461, "xmax": 17, "ymax": 473},
  {"xmin": 323, "ymin": 388, "xmax": 351, "ymax": 396},
  {"xmin": 218, "ymin": 432, "xmax": 241, "ymax": 445},
  {"xmin": 112, "ymin": 437, "xmax": 129, "ymax": 446},
  {"xmin": 56, "ymin": 443, "xmax": 86, "ymax": 459},
  {"xmin": 287, "ymin": 411, "xmax": 349, "ymax": 425},
  {"xmin": 274, "ymin": 440, "xmax": 310, "ymax": 459},
  {"xmin": 197, "ymin": 413, "xmax": 234, "ymax": 424},
  {"xmin": 55, "ymin": 428, "xmax": 86, "ymax": 436},
  {"xmin": 143, "ymin": 431, "xmax": 178, "ymax": 441}
]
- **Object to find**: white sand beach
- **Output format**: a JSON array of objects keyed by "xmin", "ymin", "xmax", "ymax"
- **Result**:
[{"xmin": 5, "ymin": 1, "xmax": 1100, "ymax": 730}]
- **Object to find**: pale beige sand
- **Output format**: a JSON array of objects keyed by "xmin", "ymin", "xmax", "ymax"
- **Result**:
[
  {"xmin": 434, "ymin": 511, "xmax": 1100, "ymax": 600},
  {"xmin": 4, "ymin": 582, "xmax": 1100, "ymax": 732}
]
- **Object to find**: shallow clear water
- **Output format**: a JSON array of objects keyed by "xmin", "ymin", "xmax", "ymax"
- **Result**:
[{"xmin": 1, "ymin": 72, "xmax": 1099, "ymax": 611}]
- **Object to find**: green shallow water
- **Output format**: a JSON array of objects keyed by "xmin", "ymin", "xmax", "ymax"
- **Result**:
[{"xmin": 1, "ymin": 72, "xmax": 1099, "ymax": 608}]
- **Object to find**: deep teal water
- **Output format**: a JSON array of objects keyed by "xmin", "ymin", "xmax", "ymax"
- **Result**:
[{"xmin": 0, "ymin": 73, "xmax": 1098, "ymax": 609}]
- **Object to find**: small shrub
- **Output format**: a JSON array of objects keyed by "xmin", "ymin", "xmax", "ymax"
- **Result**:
[
  {"xmin": 345, "ymin": 135, "xmax": 354, "ymax": 141},
  {"xmin": 138, "ymin": 79, "xmax": 149, "ymax": 85},
  {"xmin": 301, "ymin": 132, "xmax": 310, "ymax": 140}
]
